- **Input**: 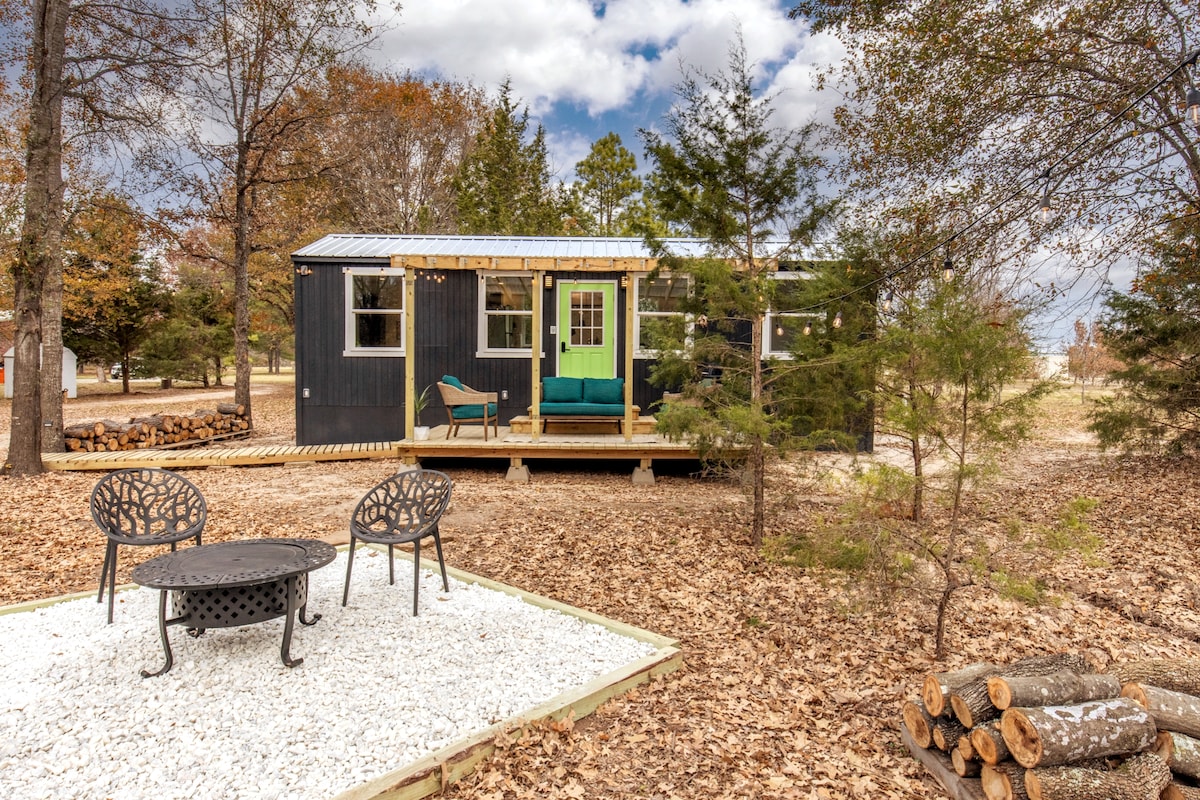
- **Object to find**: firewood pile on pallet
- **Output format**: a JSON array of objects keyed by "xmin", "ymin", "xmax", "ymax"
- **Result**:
[
  {"xmin": 63, "ymin": 403, "xmax": 251, "ymax": 452},
  {"xmin": 903, "ymin": 653, "xmax": 1200, "ymax": 800}
]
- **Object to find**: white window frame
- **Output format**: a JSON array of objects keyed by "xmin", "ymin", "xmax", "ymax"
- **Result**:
[
  {"xmin": 634, "ymin": 272, "xmax": 693, "ymax": 358},
  {"xmin": 343, "ymin": 266, "xmax": 406, "ymax": 357},
  {"xmin": 477, "ymin": 272, "xmax": 535, "ymax": 358},
  {"xmin": 762, "ymin": 271, "xmax": 817, "ymax": 360}
]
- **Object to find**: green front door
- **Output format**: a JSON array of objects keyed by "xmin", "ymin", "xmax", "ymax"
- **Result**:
[{"xmin": 557, "ymin": 281, "xmax": 616, "ymax": 378}]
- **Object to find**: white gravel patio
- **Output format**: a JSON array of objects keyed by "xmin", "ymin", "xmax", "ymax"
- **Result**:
[{"xmin": 0, "ymin": 549, "xmax": 668, "ymax": 800}]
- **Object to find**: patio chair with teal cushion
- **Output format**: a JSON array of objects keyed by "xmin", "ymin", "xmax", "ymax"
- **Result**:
[{"xmin": 436, "ymin": 375, "xmax": 499, "ymax": 440}]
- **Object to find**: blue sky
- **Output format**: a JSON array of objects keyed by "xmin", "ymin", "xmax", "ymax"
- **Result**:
[{"xmin": 370, "ymin": 0, "xmax": 843, "ymax": 181}]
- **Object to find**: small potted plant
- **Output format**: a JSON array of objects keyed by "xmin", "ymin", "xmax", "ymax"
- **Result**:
[{"xmin": 412, "ymin": 385, "xmax": 432, "ymax": 441}]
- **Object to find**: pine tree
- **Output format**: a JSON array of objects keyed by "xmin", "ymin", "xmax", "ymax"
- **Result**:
[
  {"xmin": 641, "ymin": 35, "xmax": 832, "ymax": 548},
  {"xmin": 454, "ymin": 80, "xmax": 562, "ymax": 235},
  {"xmin": 575, "ymin": 132, "xmax": 641, "ymax": 236}
]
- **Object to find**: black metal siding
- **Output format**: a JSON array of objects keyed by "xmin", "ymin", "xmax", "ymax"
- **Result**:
[{"xmin": 293, "ymin": 260, "xmax": 667, "ymax": 444}]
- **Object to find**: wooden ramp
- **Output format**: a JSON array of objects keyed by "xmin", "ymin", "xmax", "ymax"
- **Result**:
[
  {"xmin": 41, "ymin": 441, "xmax": 399, "ymax": 471},
  {"xmin": 39, "ymin": 425, "xmax": 708, "ymax": 483}
]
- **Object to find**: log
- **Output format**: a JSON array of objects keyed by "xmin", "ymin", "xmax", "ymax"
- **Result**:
[
  {"xmin": 959, "ymin": 734, "xmax": 977, "ymax": 761},
  {"xmin": 952, "ymin": 747, "xmax": 982, "ymax": 778},
  {"xmin": 1122, "ymin": 683, "xmax": 1200, "ymax": 739},
  {"xmin": 1113, "ymin": 660, "xmax": 1200, "ymax": 698},
  {"xmin": 903, "ymin": 699, "xmax": 935, "ymax": 749},
  {"xmin": 1157, "ymin": 730, "xmax": 1200, "ymax": 780},
  {"xmin": 1024, "ymin": 752, "xmax": 1171, "ymax": 800},
  {"xmin": 982, "ymin": 762, "xmax": 1029, "ymax": 800},
  {"xmin": 1163, "ymin": 782, "xmax": 1200, "ymax": 800},
  {"xmin": 953, "ymin": 653, "xmax": 1098, "ymax": 728},
  {"xmin": 63, "ymin": 424, "xmax": 95, "ymax": 440},
  {"xmin": 971, "ymin": 721, "xmax": 1011, "ymax": 765},
  {"xmin": 1000, "ymin": 697, "xmax": 1157, "ymax": 768},
  {"xmin": 217, "ymin": 402, "xmax": 245, "ymax": 416},
  {"xmin": 988, "ymin": 671, "xmax": 1122, "ymax": 711},
  {"xmin": 924, "ymin": 663, "xmax": 1000, "ymax": 717},
  {"xmin": 934, "ymin": 715, "xmax": 971, "ymax": 752}
]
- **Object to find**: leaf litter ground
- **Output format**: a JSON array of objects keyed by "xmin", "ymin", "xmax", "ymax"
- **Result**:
[{"xmin": 1, "ymin": 381, "xmax": 1198, "ymax": 799}]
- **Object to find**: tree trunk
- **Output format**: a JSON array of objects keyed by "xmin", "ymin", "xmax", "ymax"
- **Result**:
[
  {"xmin": 40, "ymin": 258, "xmax": 64, "ymax": 452},
  {"xmin": 1113, "ymin": 659, "xmax": 1200, "ymax": 697},
  {"xmin": 232, "ymin": 147, "xmax": 253, "ymax": 429},
  {"xmin": 1121, "ymin": 683, "xmax": 1200, "ymax": 739},
  {"xmin": 988, "ymin": 671, "xmax": 1121, "ymax": 711},
  {"xmin": 7, "ymin": 0, "xmax": 69, "ymax": 476},
  {"xmin": 924, "ymin": 662, "xmax": 1000, "ymax": 717},
  {"xmin": 981, "ymin": 762, "xmax": 1029, "ymax": 800},
  {"xmin": 1000, "ymin": 697, "xmax": 1157, "ymax": 768},
  {"xmin": 749, "ymin": 306, "xmax": 764, "ymax": 549},
  {"xmin": 1023, "ymin": 752, "xmax": 1171, "ymax": 800},
  {"xmin": 971, "ymin": 721, "xmax": 1010, "ymax": 765}
]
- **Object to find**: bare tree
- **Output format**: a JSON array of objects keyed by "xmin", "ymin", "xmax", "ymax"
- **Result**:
[
  {"xmin": 170, "ymin": 0, "xmax": 385, "ymax": 425},
  {"xmin": 3, "ymin": 0, "xmax": 193, "ymax": 475}
]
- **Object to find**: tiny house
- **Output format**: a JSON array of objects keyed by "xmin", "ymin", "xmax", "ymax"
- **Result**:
[{"xmin": 289, "ymin": 234, "xmax": 824, "ymax": 446}]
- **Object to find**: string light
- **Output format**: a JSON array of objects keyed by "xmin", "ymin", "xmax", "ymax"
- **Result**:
[
  {"xmin": 802, "ymin": 320, "xmax": 812, "ymax": 336},
  {"xmin": 942, "ymin": 242, "xmax": 955, "ymax": 282},
  {"xmin": 833, "ymin": 310, "xmax": 843, "ymax": 329},
  {"xmin": 1189, "ymin": 85, "xmax": 1200, "ymax": 125},
  {"xmin": 1039, "ymin": 170, "xmax": 1052, "ymax": 222},
  {"xmin": 775, "ymin": 323, "xmax": 785, "ymax": 337},
  {"xmin": 882, "ymin": 289, "xmax": 894, "ymax": 312}
]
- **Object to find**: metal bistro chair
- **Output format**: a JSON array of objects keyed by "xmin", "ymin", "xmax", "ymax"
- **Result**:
[
  {"xmin": 92, "ymin": 467, "xmax": 207, "ymax": 624},
  {"xmin": 343, "ymin": 469, "xmax": 453, "ymax": 615}
]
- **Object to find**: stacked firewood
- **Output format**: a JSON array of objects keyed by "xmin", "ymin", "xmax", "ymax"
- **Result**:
[
  {"xmin": 63, "ymin": 403, "xmax": 251, "ymax": 452},
  {"xmin": 903, "ymin": 653, "xmax": 1200, "ymax": 800}
]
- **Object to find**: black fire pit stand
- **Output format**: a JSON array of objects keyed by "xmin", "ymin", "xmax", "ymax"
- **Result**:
[{"xmin": 131, "ymin": 538, "xmax": 337, "ymax": 677}]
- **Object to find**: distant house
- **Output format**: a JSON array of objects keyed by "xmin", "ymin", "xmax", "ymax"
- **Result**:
[{"xmin": 289, "ymin": 234, "xmax": 819, "ymax": 446}]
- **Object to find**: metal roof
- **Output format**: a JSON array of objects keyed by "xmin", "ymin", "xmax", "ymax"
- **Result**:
[{"xmin": 291, "ymin": 234, "xmax": 808, "ymax": 261}]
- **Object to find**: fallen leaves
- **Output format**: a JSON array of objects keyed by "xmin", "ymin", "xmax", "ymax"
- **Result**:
[{"xmin": 4, "ymin": 385, "xmax": 1200, "ymax": 798}]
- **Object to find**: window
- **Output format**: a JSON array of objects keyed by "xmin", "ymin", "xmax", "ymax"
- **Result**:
[
  {"xmin": 479, "ymin": 273, "xmax": 534, "ymax": 355},
  {"xmin": 763, "ymin": 271, "xmax": 816, "ymax": 359},
  {"xmin": 570, "ymin": 290, "xmax": 605, "ymax": 346},
  {"xmin": 345, "ymin": 268, "xmax": 406, "ymax": 355},
  {"xmin": 635, "ymin": 274, "xmax": 691, "ymax": 357}
]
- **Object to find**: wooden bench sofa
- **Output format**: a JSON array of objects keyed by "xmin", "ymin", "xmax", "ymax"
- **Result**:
[{"xmin": 509, "ymin": 376, "xmax": 646, "ymax": 435}]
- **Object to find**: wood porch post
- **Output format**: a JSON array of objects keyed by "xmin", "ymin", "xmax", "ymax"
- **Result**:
[
  {"xmin": 531, "ymin": 270, "xmax": 542, "ymax": 442},
  {"xmin": 623, "ymin": 272, "xmax": 634, "ymax": 442},
  {"xmin": 404, "ymin": 265, "xmax": 416, "ymax": 440}
]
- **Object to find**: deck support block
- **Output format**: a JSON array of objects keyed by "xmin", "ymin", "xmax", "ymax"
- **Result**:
[
  {"xmin": 632, "ymin": 459, "xmax": 654, "ymax": 485},
  {"xmin": 506, "ymin": 457, "xmax": 530, "ymax": 483}
]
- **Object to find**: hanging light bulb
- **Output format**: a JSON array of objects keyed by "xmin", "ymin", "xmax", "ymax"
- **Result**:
[
  {"xmin": 882, "ymin": 289, "xmax": 894, "ymax": 312},
  {"xmin": 775, "ymin": 323, "xmax": 785, "ymax": 337},
  {"xmin": 1040, "ymin": 185, "xmax": 1052, "ymax": 222},
  {"xmin": 942, "ymin": 255, "xmax": 955, "ymax": 282},
  {"xmin": 833, "ymin": 310, "xmax": 843, "ymax": 329},
  {"xmin": 1188, "ymin": 86, "xmax": 1200, "ymax": 125},
  {"xmin": 802, "ymin": 320, "xmax": 812, "ymax": 336}
]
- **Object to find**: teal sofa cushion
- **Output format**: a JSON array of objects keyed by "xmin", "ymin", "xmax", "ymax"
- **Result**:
[
  {"xmin": 543, "ymin": 376, "xmax": 583, "ymax": 402},
  {"xmin": 441, "ymin": 375, "xmax": 464, "ymax": 391},
  {"xmin": 539, "ymin": 402, "xmax": 624, "ymax": 416},
  {"xmin": 583, "ymin": 377, "xmax": 623, "ymax": 405},
  {"xmin": 451, "ymin": 402, "xmax": 496, "ymax": 420}
]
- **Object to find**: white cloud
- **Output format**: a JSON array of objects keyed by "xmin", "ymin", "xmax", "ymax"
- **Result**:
[{"xmin": 375, "ymin": 0, "xmax": 815, "ymax": 115}]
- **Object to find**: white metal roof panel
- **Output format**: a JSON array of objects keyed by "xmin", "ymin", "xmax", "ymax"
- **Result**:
[{"xmin": 291, "ymin": 234, "xmax": 805, "ymax": 261}]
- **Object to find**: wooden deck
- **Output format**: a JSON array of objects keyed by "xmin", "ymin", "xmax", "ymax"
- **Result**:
[{"xmin": 40, "ymin": 423, "xmax": 704, "ymax": 482}]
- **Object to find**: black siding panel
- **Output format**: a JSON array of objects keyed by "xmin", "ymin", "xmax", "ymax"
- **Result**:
[{"xmin": 293, "ymin": 261, "xmax": 667, "ymax": 444}]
